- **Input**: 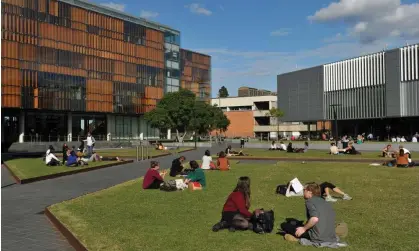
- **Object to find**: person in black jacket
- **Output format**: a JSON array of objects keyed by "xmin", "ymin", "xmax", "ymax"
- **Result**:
[
  {"xmin": 62, "ymin": 143, "xmax": 69, "ymax": 165},
  {"xmin": 169, "ymin": 156, "xmax": 186, "ymax": 177}
]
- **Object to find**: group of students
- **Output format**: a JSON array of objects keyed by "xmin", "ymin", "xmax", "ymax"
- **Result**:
[
  {"xmin": 381, "ymin": 144, "xmax": 417, "ymax": 167},
  {"xmin": 329, "ymin": 142, "xmax": 361, "ymax": 155},
  {"xmin": 142, "ymin": 150, "xmax": 231, "ymax": 190},
  {"xmin": 212, "ymin": 177, "xmax": 349, "ymax": 247},
  {"xmin": 270, "ymin": 141, "xmax": 309, "ymax": 153}
]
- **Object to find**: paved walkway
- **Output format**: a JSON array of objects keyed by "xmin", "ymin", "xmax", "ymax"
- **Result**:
[{"xmin": 1, "ymin": 145, "xmax": 227, "ymax": 251}]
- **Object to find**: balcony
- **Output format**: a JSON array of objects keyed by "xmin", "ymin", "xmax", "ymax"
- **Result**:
[
  {"xmin": 254, "ymin": 124, "xmax": 317, "ymax": 132},
  {"xmin": 253, "ymin": 110, "xmax": 269, "ymax": 117}
]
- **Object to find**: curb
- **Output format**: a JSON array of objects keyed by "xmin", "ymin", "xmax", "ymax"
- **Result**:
[
  {"xmin": 223, "ymin": 156, "xmax": 394, "ymax": 163},
  {"xmin": 45, "ymin": 207, "xmax": 88, "ymax": 251},
  {"xmin": 3, "ymin": 160, "xmax": 134, "ymax": 185}
]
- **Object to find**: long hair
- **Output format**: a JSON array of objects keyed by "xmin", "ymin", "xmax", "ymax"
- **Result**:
[
  {"xmin": 219, "ymin": 151, "xmax": 226, "ymax": 158},
  {"xmin": 190, "ymin": 160, "xmax": 199, "ymax": 170},
  {"xmin": 204, "ymin": 150, "xmax": 210, "ymax": 156},
  {"xmin": 233, "ymin": 176, "xmax": 251, "ymax": 208}
]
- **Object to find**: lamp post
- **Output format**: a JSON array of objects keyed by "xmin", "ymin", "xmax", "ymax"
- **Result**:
[
  {"xmin": 330, "ymin": 104, "xmax": 341, "ymax": 146},
  {"xmin": 385, "ymin": 125, "xmax": 391, "ymax": 142}
]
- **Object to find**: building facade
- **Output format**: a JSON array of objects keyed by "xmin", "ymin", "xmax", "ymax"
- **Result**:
[
  {"xmin": 238, "ymin": 86, "xmax": 277, "ymax": 97},
  {"xmin": 180, "ymin": 49, "xmax": 211, "ymax": 102},
  {"xmin": 278, "ymin": 44, "xmax": 419, "ymax": 138},
  {"xmin": 1, "ymin": 0, "xmax": 211, "ymax": 145},
  {"xmin": 211, "ymin": 96, "xmax": 315, "ymax": 139}
]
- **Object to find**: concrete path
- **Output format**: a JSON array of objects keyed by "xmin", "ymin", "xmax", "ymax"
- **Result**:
[{"xmin": 1, "ymin": 145, "xmax": 226, "ymax": 251}]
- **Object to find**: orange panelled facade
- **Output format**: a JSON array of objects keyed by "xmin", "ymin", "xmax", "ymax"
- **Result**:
[
  {"xmin": 180, "ymin": 49, "xmax": 211, "ymax": 102},
  {"xmin": 1, "ymin": 0, "xmax": 166, "ymax": 113},
  {"xmin": 215, "ymin": 111, "xmax": 254, "ymax": 138}
]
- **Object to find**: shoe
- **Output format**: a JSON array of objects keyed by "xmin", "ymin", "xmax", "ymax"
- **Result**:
[
  {"xmin": 343, "ymin": 194, "xmax": 352, "ymax": 200},
  {"xmin": 325, "ymin": 196, "xmax": 338, "ymax": 202},
  {"xmin": 335, "ymin": 222, "xmax": 348, "ymax": 238},
  {"xmin": 284, "ymin": 234, "xmax": 299, "ymax": 242},
  {"xmin": 212, "ymin": 221, "xmax": 228, "ymax": 232}
]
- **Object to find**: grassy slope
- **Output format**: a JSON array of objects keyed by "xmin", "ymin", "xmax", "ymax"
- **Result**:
[
  {"xmin": 49, "ymin": 162, "xmax": 419, "ymax": 251},
  {"xmin": 5, "ymin": 159, "xmax": 118, "ymax": 179}
]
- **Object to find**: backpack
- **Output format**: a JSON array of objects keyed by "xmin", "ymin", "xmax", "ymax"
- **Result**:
[
  {"xmin": 160, "ymin": 180, "xmax": 178, "ymax": 192},
  {"xmin": 276, "ymin": 185, "xmax": 288, "ymax": 195},
  {"xmin": 252, "ymin": 209, "xmax": 275, "ymax": 234}
]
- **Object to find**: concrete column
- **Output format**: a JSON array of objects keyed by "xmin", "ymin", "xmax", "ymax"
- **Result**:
[
  {"xmin": 19, "ymin": 111, "xmax": 25, "ymax": 143},
  {"xmin": 67, "ymin": 112, "xmax": 72, "ymax": 142},
  {"xmin": 106, "ymin": 114, "xmax": 112, "ymax": 141},
  {"xmin": 167, "ymin": 129, "xmax": 171, "ymax": 140}
]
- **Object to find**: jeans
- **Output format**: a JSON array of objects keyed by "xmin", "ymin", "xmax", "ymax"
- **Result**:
[{"xmin": 87, "ymin": 145, "xmax": 93, "ymax": 156}]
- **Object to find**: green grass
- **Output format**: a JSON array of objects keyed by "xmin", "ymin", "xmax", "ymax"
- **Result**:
[
  {"xmin": 49, "ymin": 162, "xmax": 419, "ymax": 251},
  {"xmin": 56, "ymin": 147, "xmax": 193, "ymax": 158},
  {"xmin": 5, "ymin": 159, "xmax": 119, "ymax": 180},
  {"xmin": 222, "ymin": 148, "xmax": 400, "ymax": 160}
]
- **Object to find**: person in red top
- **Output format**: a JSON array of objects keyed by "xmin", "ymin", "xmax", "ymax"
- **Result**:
[
  {"xmin": 142, "ymin": 161, "xmax": 167, "ymax": 189},
  {"xmin": 212, "ymin": 176, "xmax": 260, "ymax": 232}
]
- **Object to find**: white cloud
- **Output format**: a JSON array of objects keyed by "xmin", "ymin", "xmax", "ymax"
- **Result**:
[
  {"xmin": 270, "ymin": 28, "xmax": 290, "ymax": 37},
  {"xmin": 309, "ymin": 0, "xmax": 419, "ymax": 43},
  {"xmin": 100, "ymin": 2, "xmax": 125, "ymax": 12},
  {"xmin": 185, "ymin": 3, "xmax": 212, "ymax": 16},
  {"xmin": 140, "ymin": 10, "xmax": 159, "ymax": 19}
]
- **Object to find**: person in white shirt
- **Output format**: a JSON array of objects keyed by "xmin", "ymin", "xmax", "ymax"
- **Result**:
[
  {"xmin": 400, "ymin": 136, "xmax": 406, "ymax": 142},
  {"xmin": 279, "ymin": 141, "xmax": 287, "ymax": 151},
  {"xmin": 399, "ymin": 145, "xmax": 412, "ymax": 163},
  {"xmin": 269, "ymin": 141, "xmax": 278, "ymax": 150},
  {"xmin": 412, "ymin": 136, "xmax": 418, "ymax": 143},
  {"xmin": 86, "ymin": 133, "xmax": 95, "ymax": 156},
  {"xmin": 45, "ymin": 145, "xmax": 60, "ymax": 166},
  {"xmin": 201, "ymin": 150, "xmax": 215, "ymax": 170}
]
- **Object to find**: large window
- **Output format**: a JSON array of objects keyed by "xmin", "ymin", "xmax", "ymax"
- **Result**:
[{"xmin": 164, "ymin": 32, "xmax": 180, "ymax": 45}]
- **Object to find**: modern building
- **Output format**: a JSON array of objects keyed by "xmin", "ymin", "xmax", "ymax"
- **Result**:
[
  {"xmin": 278, "ymin": 44, "xmax": 419, "ymax": 139},
  {"xmin": 181, "ymin": 49, "xmax": 211, "ymax": 102},
  {"xmin": 238, "ymin": 86, "xmax": 277, "ymax": 97},
  {"xmin": 1, "ymin": 0, "xmax": 211, "ymax": 145},
  {"xmin": 211, "ymin": 96, "xmax": 315, "ymax": 139}
]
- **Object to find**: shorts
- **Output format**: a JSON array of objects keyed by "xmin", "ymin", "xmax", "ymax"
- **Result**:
[{"xmin": 320, "ymin": 182, "xmax": 336, "ymax": 195}]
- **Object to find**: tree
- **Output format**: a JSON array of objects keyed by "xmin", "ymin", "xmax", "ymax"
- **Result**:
[
  {"xmin": 218, "ymin": 86, "xmax": 229, "ymax": 98},
  {"xmin": 266, "ymin": 107, "xmax": 285, "ymax": 140},
  {"xmin": 144, "ymin": 89, "xmax": 196, "ymax": 142}
]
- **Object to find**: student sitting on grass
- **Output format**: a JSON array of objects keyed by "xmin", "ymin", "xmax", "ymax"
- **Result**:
[
  {"xmin": 45, "ymin": 145, "xmax": 61, "ymax": 166},
  {"xmin": 169, "ymin": 156, "xmax": 186, "ymax": 177},
  {"xmin": 396, "ymin": 149, "xmax": 409, "ymax": 168},
  {"xmin": 225, "ymin": 145, "xmax": 249, "ymax": 156},
  {"xmin": 155, "ymin": 141, "xmax": 165, "ymax": 150},
  {"xmin": 279, "ymin": 141, "xmax": 287, "ymax": 151},
  {"xmin": 269, "ymin": 141, "xmax": 278, "ymax": 150},
  {"xmin": 62, "ymin": 144, "xmax": 69, "ymax": 165},
  {"xmin": 382, "ymin": 144, "xmax": 395, "ymax": 158},
  {"xmin": 287, "ymin": 142, "xmax": 309, "ymax": 153},
  {"xmin": 212, "ymin": 176, "xmax": 260, "ymax": 232},
  {"xmin": 217, "ymin": 151, "xmax": 230, "ymax": 171},
  {"xmin": 343, "ymin": 142, "xmax": 361, "ymax": 155},
  {"xmin": 66, "ymin": 151, "xmax": 79, "ymax": 167},
  {"xmin": 184, "ymin": 160, "xmax": 206, "ymax": 188},
  {"xmin": 143, "ymin": 161, "xmax": 167, "ymax": 189},
  {"xmin": 201, "ymin": 150, "xmax": 215, "ymax": 170},
  {"xmin": 281, "ymin": 182, "xmax": 348, "ymax": 248}
]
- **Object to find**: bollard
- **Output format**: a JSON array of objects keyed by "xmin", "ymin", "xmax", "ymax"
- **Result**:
[
  {"xmin": 141, "ymin": 146, "xmax": 144, "ymax": 161},
  {"xmin": 136, "ymin": 146, "xmax": 139, "ymax": 162}
]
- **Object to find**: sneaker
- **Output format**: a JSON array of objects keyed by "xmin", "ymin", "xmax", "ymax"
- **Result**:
[
  {"xmin": 284, "ymin": 234, "xmax": 299, "ymax": 242},
  {"xmin": 343, "ymin": 194, "xmax": 352, "ymax": 200},
  {"xmin": 335, "ymin": 222, "xmax": 348, "ymax": 238},
  {"xmin": 212, "ymin": 221, "xmax": 227, "ymax": 232},
  {"xmin": 325, "ymin": 196, "xmax": 338, "ymax": 202}
]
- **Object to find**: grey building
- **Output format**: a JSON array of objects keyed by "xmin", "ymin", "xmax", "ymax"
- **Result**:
[{"xmin": 278, "ymin": 44, "xmax": 419, "ymax": 139}]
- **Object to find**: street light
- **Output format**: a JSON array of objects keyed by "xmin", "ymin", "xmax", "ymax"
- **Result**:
[
  {"xmin": 330, "ymin": 104, "xmax": 341, "ymax": 146},
  {"xmin": 385, "ymin": 125, "xmax": 391, "ymax": 142}
]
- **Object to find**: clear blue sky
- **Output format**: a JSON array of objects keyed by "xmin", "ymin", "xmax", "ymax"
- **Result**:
[{"xmin": 95, "ymin": 0, "xmax": 419, "ymax": 97}]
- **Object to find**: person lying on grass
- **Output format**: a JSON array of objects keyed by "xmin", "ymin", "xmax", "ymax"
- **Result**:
[
  {"xmin": 45, "ymin": 145, "xmax": 61, "ymax": 166},
  {"xmin": 281, "ymin": 182, "xmax": 348, "ymax": 248},
  {"xmin": 216, "ymin": 151, "xmax": 230, "ymax": 171},
  {"xmin": 225, "ymin": 145, "xmax": 249, "ymax": 157},
  {"xmin": 201, "ymin": 150, "xmax": 216, "ymax": 170},
  {"xmin": 143, "ymin": 161, "xmax": 167, "ymax": 189},
  {"xmin": 285, "ymin": 179, "xmax": 352, "ymax": 202},
  {"xmin": 81, "ymin": 152, "xmax": 123, "ymax": 163},
  {"xmin": 212, "ymin": 176, "xmax": 261, "ymax": 232},
  {"xmin": 184, "ymin": 160, "xmax": 206, "ymax": 188},
  {"xmin": 169, "ymin": 156, "xmax": 186, "ymax": 177}
]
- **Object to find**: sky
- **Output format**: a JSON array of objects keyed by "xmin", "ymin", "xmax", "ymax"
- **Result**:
[{"xmin": 94, "ymin": 0, "xmax": 419, "ymax": 97}]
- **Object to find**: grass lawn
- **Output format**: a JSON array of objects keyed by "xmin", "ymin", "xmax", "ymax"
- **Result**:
[
  {"xmin": 49, "ymin": 162, "xmax": 419, "ymax": 251},
  {"xmin": 222, "ymin": 148, "xmax": 399, "ymax": 160},
  {"xmin": 5, "ymin": 158, "xmax": 119, "ymax": 180},
  {"xmin": 56, "ymin": 147, "xmax": 193, "ymax": 158}
]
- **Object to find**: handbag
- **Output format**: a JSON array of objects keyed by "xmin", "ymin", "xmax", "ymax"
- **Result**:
[
  {"xmin": 252, "ymin": 209, "xmax": 275, "ymax": 234},
  {"xmin": 188, "ymin": 182, "xmax": 202, "ymax": 191}
]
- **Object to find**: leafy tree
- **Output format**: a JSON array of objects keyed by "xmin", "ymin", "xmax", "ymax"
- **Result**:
[
  {"xmin": 218, "ymin": 86, "xmax": 229, "ymax": 98},
  {"xmin": 144, "ymin": 89, "xmax": 196, "ymax": 142},
  {"xmin": 266, "ymin": 107, "xmax": 285, "ymax": 140}
]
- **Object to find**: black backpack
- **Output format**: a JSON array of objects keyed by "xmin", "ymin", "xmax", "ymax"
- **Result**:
[
  {"xmin": 276, "ymin": 184, "xmax": 288, "ymax": 195},
  {"xmin": 160, "ymin": 180, "xmax": 177, "ymax": 192},
  {"xmin": 252, "ymin": 209, "xmax": 275, "ymax": 234}
]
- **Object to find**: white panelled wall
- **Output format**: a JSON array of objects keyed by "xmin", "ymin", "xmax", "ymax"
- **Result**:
[
  {"xmin": 400, "ymin": 45, "xmax": 419, "ymax": 116},
  {"xmin": 323, "ymin": 52, "xmax": 386, "ymax": 120}
]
